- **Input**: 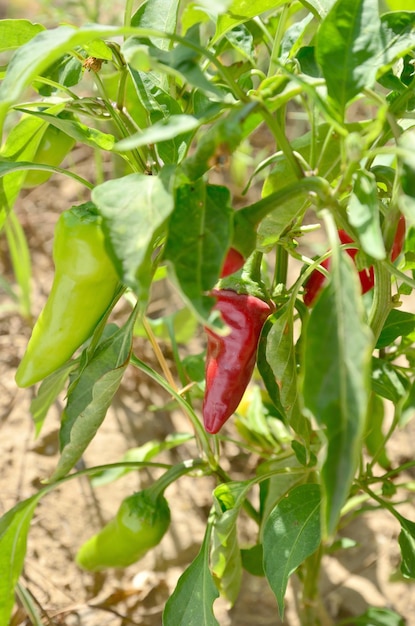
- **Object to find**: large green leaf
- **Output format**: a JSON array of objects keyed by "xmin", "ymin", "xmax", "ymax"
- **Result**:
[
  {"xmin": 163, "ymin": 528, "xmax": 219, "ymax": 626},
  {"xmin": 316, "ymin": 0, "xmax": 383, "ymax": 113},
  {"xmin": 0, "ymin": 495, "xmax": 41, "ymax": 625},
  {"xmin": 92, "ymin": 172, "xmax": 174, "ymax": 300},
  {"xmin": 263, "ymin": 483, "xmax": 321, "ymax": 617},
  {"xmin": 164, "ymin": 181, "xmax": 233, "ymax": 321},
  {"xmin": 49, "ymin": 317, "xmax": 134, "ymax": 482},
  {"xmin": 0, "ymin": 19, "xmax": 44, "ymax": 52},
  {"xmin": 131, "ymin": 0, "xmax": 180, "ymax": 49},
  {"xmin": 301, "ymin": 248, "xmax": 372, "ymax": 536},
  {"xmin": 380, "ymin": 11, "xmax": 415, "ymax": 70}
]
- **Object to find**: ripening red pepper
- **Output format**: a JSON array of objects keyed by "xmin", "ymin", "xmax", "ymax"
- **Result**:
[
  {"xmin": 203, "ymin": 289, "xmax": 274, "ymax": 434},
  {"xmin": 303, "ymin": 221, "xmax": 405, "ymax": 307},
  {"xmin": 221, "ymin": 247, "xmax": 245, "ymax": 277},
  {"xmin": 390, "ymin": 215, "xmax": 406, "ymax": 262}
]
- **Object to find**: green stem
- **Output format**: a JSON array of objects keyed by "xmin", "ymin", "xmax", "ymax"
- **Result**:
[
  {"xmin": 268, "ymin": 4, "xmax": 290, "ymax": 77},
  {"xmin": 234, "ymin": 177, "xmax": 332, "ymax": 256},
  {"xmin": 123, "ymin": 0, "xmax": 135, "ymax": 28},
  {"xmin": 259, "ymin": 105, "xmax": 305, "ymax": 179},
  {"xmin": 130, "ymin": 354, "xmax": 217, "ymax": 468},
  {"xmin": 301, "ymin": 544, "xmax": 333, "ymax": 626},
  {"xmin": 368, "ymin": 261, "xmax": 393, "ymax": 344},
  {"xmin": 274, "ymin": 244, "xmax": 288, "ymax": 287},
  {"xmin": 149, "ymin": 459, "xmax": 208, "ymax": 500}
]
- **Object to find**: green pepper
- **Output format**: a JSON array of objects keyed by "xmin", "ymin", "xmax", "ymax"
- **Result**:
[
  {"xmin": 76, "ymin": 490, "xmax": 171, "ymax": 571},
  {"xmin": 22, "ymin": 120, "xmax": 75, "ymax": 188},
  {"xmin": 15, "ymin": 203, "xmax": 120, "ymax": 387}
]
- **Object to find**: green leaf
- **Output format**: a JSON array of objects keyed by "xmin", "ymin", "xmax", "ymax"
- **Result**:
[
  {"xmin": 91, "ymin": 433, "xmax": 193, "ymax": 486},
  {"xmin": 265, "ymin": 305, "xmax": 310, "ymax": 438},
  {"xmin": 144, "ymin": 25, "xmax": 224, "ymax": 98},
  {"xmin": 115, "ymin": 115, "xmax": 200, "ymax": 152},
  {"xmin": 301, "ymin": 249, "xmax": 372, "ymax": 536},
  {"xmin": 316, "ymin": 0, "xmax": 383, "ymax": 113},
  {"xmin": 258, "ymin": 124, "xmax": 341, "ymax": 249},
  {"xmin": 256, "ymin": 319, "xmax": 286, "ymax": 419},
  {"xmin": 30, "ymin": 363, "xmax": 74, "ymax": 437},
  {"xmin": 352, "ymin": 607, "xmax": 405, "ymax": 626},
  {"xmin": 131, "ymin": 0, "xmax": 180, "ymax": 50},
  {"xmin": 0, "ymin": 25, "xmax": 113, "ymax": 124},
  {"xmin": 134, "ymin": 306, "xmax": 198, "ymax": 344},
  {"xmin": 4, "ymin": 211, "xmax": 31, "ymax": 318},
  {"xmin": 348, "ymin": 169, "xmax": 386, "ymax": 260},
  {"xmin": 397, "ymin": 515, "xmax": 415, "ymax": 579},
  {"xmin": 213, "ymin": 0, "xmax": 287, "ymax": 42},
  {"xmin": 15, "ymin": 108, "xmax": 115, "ymax": 151},
  {"xmin": 241, "ymin": 544, "xmax": 265, "ymax": 577},
  {"xmin": 163, "ymin": 527, "xmax": 219, "ymax": 626},
  {"xmin": 0, "ymin": 495, "xmax": 41, "ymax": 625},
  {"xmin": 256, "ymin": 456, "xmax": 308, "ymax": 528},
  {"xmin": 36, "ymin": 53, "xmax": 82, "ymax": 97},
  {"xmin": 385, "ymin": 0, "xmax": 415, "ymax": 8},
  {"xmin": 364, "ymin": 393, "xmax": 390, "ymax": 470},
  {"xmin": 371, "ymin": 357, "xmax": 408, "ymax": 403},
  {"xmin": 181, "ymin": 102, "xmax": 259, "ymax": 181},
  {"xmin": 376, "ymin": 309, "xmax": 415, "ymax": 349},
  {"xmin": 0, "ymin": 113, "xmax": 49, "ymax": 226},
  {"xmin": 164, "ymin": 181, "xmax": 233, "ymax": 321},
  {"xmin": 400, "ymin": 379, "xmax": 415, "ymax": 426},
  {"xmin": 380, "ymin": 11, "xmax": 415, "ymax": 70},
  {"xmin": 49, "ymin": 317, "xmax": 134, "ymax": 482},
  {"xmin": 398, "ymin": 130, "xmax": 415, "ymax": 209},
  {"xmin": 211, "ymin": 482, "xmax": 248, "ymax": 604},
  {"xmin": 0, "ymin": 19, "xmax": 44, "ymax": 52},
  {"xmin": 300, "ymin": 0, "xmax": 337, "ymax": 18},
  {"xmin": 263, "ymin": 483, "xmax": 321, "ymax": 618},
  {"xmin": 127, "ymin": 67, "xmax": 187, "ymax": 163},
  {"xmin": 92, "ymin": 172, "xmax": 174, "ymax": 300}
]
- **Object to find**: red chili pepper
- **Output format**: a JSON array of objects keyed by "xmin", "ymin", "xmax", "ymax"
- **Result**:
[
  {"xmin": 390, "ymin": 215, "xmax": 406, "ymax": 262},
  {"xmin": 220, "ymin": 247, "xmax": 245, "ymax": 277},
  {"xmin": 203, "ymin": 289, "xmax": 274, "ymax": 434},
  {"xmin": 304, "ymin": 218, "xmax": 406, "ymax": 307}
]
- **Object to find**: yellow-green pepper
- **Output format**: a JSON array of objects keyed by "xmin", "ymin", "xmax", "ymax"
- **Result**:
[
  {"xmin": 76, "ymin": 490, "xmax": 171, "ymax": 571},
  {"xmin": 15, "ymin": 203, "xmax": 120, "ymax": 387},
  {"xmin": 22, "ymin": 118, "xmax": 76, "ymax": 188}
]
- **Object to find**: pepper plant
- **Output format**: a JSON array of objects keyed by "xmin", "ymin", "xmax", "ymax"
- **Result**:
[{"xmin": 1, "ymin": 0, "xmax": 415, "ymax": 624}]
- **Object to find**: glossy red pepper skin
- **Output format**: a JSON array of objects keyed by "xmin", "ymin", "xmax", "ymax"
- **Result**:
[
  {"xmin": 221, "ymin": 248, "xmax": 245, "ymax": 277},
  {"xmin": 390, "ymin": 215, "xmax": 406, "ymax": 262},
  {"xmin": 203, "ymin": 289, "xmax": 274, "ymax": 434},
  {"xmin": 303, "ymin": 222, "xmax": 405, "ymax": 307}
]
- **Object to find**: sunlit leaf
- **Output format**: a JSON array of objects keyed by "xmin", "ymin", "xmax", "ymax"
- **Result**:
[
  {"xmin": 302, "ymin": 248, "xmax": 372, "ymax": 536},
  {"xmin": 263, "ymin": 483, "xmax": 321, "ymax": 617}
]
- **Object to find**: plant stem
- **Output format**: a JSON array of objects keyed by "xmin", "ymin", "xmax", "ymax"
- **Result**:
[
  {"xmin": 368, "ymin": 261, "xmax": 393, "ymax": 344},
  {"xmin": 300, "ymin": 544, "xmax": 334, "ymax": 626}
]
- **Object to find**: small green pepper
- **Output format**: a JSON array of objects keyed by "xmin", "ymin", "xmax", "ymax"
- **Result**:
[
  {"xmin": 76, "ymin": 490, "xmax": 171, "ymax": 571},
  {"xmin": 22, "ymin": 120, "xmax": 76, "ymax": 188},
  {"xmin": 15, "ymin": 203, "xmax": 120, "ymax": 387}
]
